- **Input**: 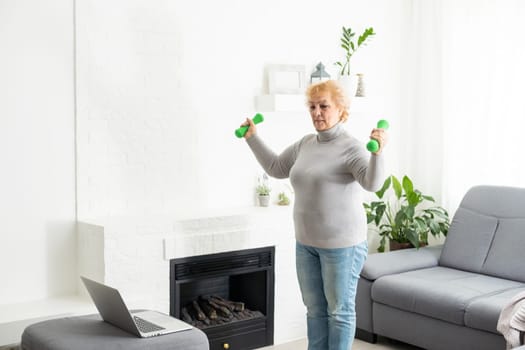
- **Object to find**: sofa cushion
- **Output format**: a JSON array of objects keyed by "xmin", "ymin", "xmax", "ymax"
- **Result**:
[
  {"xmin": 371, "ymin": 266, "xmax": 525, "ymax": 326},
  {"xmin": 439, "ymin": 207, "xmax": 498, "ymax": 273},
  {"xmin": 361, "ymin": 245, "xmax": 441, "ymax": 281},
  {"xmin": 441, "ymin": 185, "xmax": 525, "ymax": 276},
  {"xmin": 481, "ymin": 218, "xmax": 525, "ymax": 283},
  {"xmin": 458, "ymin": 185, "xmax": 525, "ymax": 218},
  {"xmin": 465, "ymin": 287, "xmax": 525, "ymax": 334}
]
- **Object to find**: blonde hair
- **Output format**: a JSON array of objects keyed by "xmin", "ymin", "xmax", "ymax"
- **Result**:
[{"xmin": 306, "ymin": 80, "xmax": 350, "ymax": 122}]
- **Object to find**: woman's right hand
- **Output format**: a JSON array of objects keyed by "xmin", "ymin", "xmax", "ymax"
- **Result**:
[{"xmin": 241, "ymin": 117, "xmax": 256, "ymax": 139}]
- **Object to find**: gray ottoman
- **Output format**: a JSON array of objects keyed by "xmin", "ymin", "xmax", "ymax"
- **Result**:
[{"xmin": 21, "ymin": 313, "xmax": 209, "ymax": 350}]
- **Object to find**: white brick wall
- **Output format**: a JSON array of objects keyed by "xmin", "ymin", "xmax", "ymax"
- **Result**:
[{"xmin": 75, "ymin": 0, "xmax": 404, "ymax": 223}]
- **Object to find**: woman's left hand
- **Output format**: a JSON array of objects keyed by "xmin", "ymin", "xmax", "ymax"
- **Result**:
[{"xmin": 369, "ymin": 128, "xmax": 388, "ymax": 155}]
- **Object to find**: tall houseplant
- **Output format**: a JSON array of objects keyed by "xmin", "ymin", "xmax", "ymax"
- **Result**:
[
  {"xmin": 335, "ymin": 26, "xmax": 376, "ymax": 76},
  {"xmin": 364, "ymin": 175, "xmax": 450, "ymax": 252}
]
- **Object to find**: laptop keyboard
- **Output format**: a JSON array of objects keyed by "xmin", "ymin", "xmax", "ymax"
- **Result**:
[{"xmin": 133, "ymin": 316, "xmax": 165, "ymax": 333}]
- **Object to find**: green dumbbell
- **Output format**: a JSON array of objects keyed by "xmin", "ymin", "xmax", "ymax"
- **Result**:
[
  {"xmin": 366, "ymin": 119, "xmax": 389, "ymax": 152},
  {"xmin": 235, "ymin": 113, "xmax": 264, "ymax": 138}
]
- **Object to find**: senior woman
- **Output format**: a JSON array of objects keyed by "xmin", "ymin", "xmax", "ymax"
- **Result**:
[{"xmin": 240, "ymin": 79, "xmax": 387, "ymax": 350}]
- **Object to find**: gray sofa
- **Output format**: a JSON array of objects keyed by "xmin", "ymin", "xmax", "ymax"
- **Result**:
[{"xmin": 356, "ymin": 185, "xmax": 525, "ymax": 350}]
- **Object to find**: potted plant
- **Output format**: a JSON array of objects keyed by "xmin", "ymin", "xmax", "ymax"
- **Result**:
[
  {"xmin": 277, "ymin": 192, "xmax": 290, "ymax": 206},
  {"xmin": 256, "ymin": 174, "xmax": 271, "ymax": 207},
  {"xmin": 335, "ymin": 26, "xmax": 375, "ymax": 97},
  {"xmin": 335, "ymin": 26, "xmax": 376, "ymax": 76},
  {"xmin": 363, "ymin": 175, "xmax": 450, "ymax": 252}
]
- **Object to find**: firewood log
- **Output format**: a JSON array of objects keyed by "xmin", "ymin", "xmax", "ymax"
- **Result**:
[
  {"xmin": 197, "ymin": 298, "xmax": 218, "ymax": 320},
  {"xmin": 209, "ymin": 300, "xmax": 233, "ymax": 318},
  {"xmin": 231, "ymin": 301, "xmax": 245, "ymax": 312},
  {"xmin": 200, "ymin": 296, "xmax": 233, "ymax": 317},
  {"xmin": 211, "ymin": 296, "xmax": 237, "ymax": 312},
  {"xmin": 192, "ymin": 300, "xmax": 207, "ymax": 321},
  {"xmin": 181, "ymin": 306, "xmax": 193, "ymax": 324},
  {"xmin": 211, "ymin": 295, "xmax": 245, "ymax": 312}
]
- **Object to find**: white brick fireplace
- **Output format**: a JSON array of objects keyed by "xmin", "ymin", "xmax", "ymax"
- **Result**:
[{"xmin": 78, "ymin": 205, "xmax": 307, "ymax": 345}]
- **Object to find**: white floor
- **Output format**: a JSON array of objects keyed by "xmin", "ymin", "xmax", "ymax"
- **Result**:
[{"xmin": 259, "ymin": 337, "xmax": 422, "ymax": 350}]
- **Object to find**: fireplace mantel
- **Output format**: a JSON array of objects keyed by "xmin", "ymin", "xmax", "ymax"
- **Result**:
[{"xmin": 77, "ymin": 205, "xmax": 305, "ymax": 345}]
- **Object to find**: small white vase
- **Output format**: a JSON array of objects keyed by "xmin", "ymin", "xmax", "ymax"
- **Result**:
[
  {"xmin": 355, "ymin": 73, "xmax": 366, "ymax": 97},
  {"xmin": 338, "ymin": 75, "xmax": 358, "ymax": 99}
]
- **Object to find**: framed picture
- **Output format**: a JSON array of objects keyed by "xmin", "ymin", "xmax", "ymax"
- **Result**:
[{"xmin": 267, "ymin": 64, "xmax": 306, "ymax": 94}]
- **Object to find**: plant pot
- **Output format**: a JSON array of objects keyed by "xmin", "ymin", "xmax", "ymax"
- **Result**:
[
  {"xmin": 258, "ymin": 194, "xmax": 270, "ymax": 207},
  {"xmin": 389, "ymin": 241, "xmax": 428, "ymax": 251},
  {"xmin": 338, "ymin": 74, "xmax": 358, "ymax": 99}
]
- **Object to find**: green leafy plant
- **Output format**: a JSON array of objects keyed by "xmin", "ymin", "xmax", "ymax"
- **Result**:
[
  {"xmin": 363, "ymin": 175, "xmax": 450, "ymax": 252},
  {"xmin": 256, "ymin": 174, "xmax": 271, "ymax": 196},
  {"xmin": 335, "ymin": 26, "xmax": 376, "ymax": 76},
  {"xmin": 256, "ymin": 184, "xmax": 271, "ymax": 196}
]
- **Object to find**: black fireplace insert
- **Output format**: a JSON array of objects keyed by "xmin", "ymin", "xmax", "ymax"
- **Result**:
[{"xmin": 170, "ymin": 246, "xmax": 275, "ymax": 350}]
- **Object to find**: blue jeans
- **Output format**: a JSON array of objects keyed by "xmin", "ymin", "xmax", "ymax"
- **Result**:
[{"xmin": 296, "ymin": 241, "xmax": 368, "ymax": 350}]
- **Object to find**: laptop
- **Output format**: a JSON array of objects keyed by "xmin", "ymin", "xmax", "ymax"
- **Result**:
[{"xmin": 81, "ymin": 276, "xmax": 192, "ymax": 337}]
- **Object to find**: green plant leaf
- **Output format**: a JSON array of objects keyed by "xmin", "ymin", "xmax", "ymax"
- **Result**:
[
  {"xmin": 358, "ymin": 28, "xmax": 374, "ymax": 46},
  {"xmin": 425, "ymin": 208, "xmax": 449, "ymax": 220},
  {"xmin": 406, "ymin": 191, "xmax": 421, "ymax": 206},
  {"xmin": 406, "ymin": 228, "xmax": 419, "ymax": 248},
  {"xmin": 420, "ymin": 231, "xmax": 429, "ymax": 244},
  {"xmin": 375, "ymin": 176, "xmax": 391, "ymax": 199},
  {"xmin": 414, "ymin": 217, "xmax": 426, "ymax": 231},
  {"xmin": 378, "ymin": 236, "xmax": 386, "ymax": 252},
  {"xmin": 439, "ymin": 222, "xmax": 449, "ymax": 236},
  {"xmin": 342, "ymin": 27, "xmax": 355, "ymax": 42},
  {"xmin": 422, "ymin": 195, "xmax": 435, "ymax": 202},
  {"xmin": 344, "ymin": 27, "xmax": 354, "ymax": 36},
  {"xmin": 394, "ymin": 209, "xmax": 406, "ymax": 227},
  {"xmin": 429, "ymin": 220, "xmax": 441, "ymax": 236},
  {"xmin": 374, "ymin": 203, "xmax": 386, "ymax": 225},
  {"xmin": 392, "ymin": 176, "xmax": 402, "ymax": 199},
  {"xmin": 402, "ymin": 175, "xmax": 414, "ymax": 195},
  {"xmin": 405, "ymin": 205, "xmax": 415, "ymax": 219}
]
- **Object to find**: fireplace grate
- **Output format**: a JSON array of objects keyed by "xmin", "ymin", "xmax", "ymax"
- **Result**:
[{"xmin": 174, "ymin": 251, "xmax": 272, "ymax": 280}]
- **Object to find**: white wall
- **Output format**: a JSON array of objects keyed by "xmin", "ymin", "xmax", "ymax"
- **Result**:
[
  {"xmin": 0, "ymin": 0, "xmax": 77, "ymax": 304},
  {"xmin": 4, "ymin": 0, "xmax": 525, "ymax": 316},
  {"xmin": 1, "ymin": 0, "xmax": 409, "ymax": 306},
  {"xmin": 75, "ymin": 0, "xmax": 408, "ymax": 222}
]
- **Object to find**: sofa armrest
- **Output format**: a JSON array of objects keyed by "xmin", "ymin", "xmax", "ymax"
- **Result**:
[{"xmin": 361, "ymin": 244, "xmax": 443, "ymax": 281}]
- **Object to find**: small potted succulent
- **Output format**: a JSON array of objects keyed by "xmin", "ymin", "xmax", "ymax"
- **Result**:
[
  {"xmin": 256, "ymin": 174, "xmax": 271, "ymax": 207},
  {"xmin": 277, "ymin": 192, "xmax": 290, "ymax": 206}
]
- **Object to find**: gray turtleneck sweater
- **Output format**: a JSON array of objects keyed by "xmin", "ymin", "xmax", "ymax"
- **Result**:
[{"xmin": 246, "ymin": 123, "xmax": 385, "ymax": 249}]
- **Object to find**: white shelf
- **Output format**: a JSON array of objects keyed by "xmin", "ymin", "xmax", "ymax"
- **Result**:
[
  {"xmin": 255, "ymin": 93, "xmax": 375, "ymax": 115},
  {"xmin": 255, "ymin": 94, "xmax": 305, "ymax": 112}
]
